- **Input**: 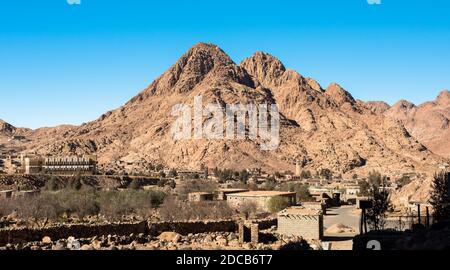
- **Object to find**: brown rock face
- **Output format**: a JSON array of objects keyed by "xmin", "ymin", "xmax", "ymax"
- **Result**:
[
  {"xmin": 3, "ymin": 43, "xmax": 446, "ymax": 177},
  {"xmin": 0, "ymin": 119, "xmax": 16, "ymax": 136},
  {"xmin": 386, "ymin": 90, "xmax": 450, "ymax": 159},
  {"xmin": 363, "ymin": 101, "xmax": 391, "ymax": 115}
]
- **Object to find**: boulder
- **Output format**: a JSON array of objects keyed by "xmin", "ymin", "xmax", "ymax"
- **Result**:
[
  {"xmin": 42, "ymin": 236, "xmax": 52, "ymax": 244},
  {"xmin": 158, "ymin": 232, "xmax": 182, "ymax": 243}
]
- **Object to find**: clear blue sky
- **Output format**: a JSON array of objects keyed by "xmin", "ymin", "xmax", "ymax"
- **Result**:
[{"xmin": 1, "ymin": 0, "xmax": 449, "ymax": 129}]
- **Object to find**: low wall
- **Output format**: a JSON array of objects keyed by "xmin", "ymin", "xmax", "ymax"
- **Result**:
[
  {"xmin": 148, "ymin": 220, "xmax": 237, "ymax": 236},
  {"xmin": 0, "ymin": 219, "xmax": 277, "ymax": 245},
  {"xmin": 0, "ymin": 222, "xmax": 147, "ymax": 246}
]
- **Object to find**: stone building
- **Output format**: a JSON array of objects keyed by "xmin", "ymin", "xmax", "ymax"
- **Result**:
[
  {"xmin": 277, "ymin": 207, "xmax": 324, "ymax": 240},
  {"xmin": 216, "ymin": 188, "xmax": 249, "ymax": 201},
  {"xmin": 43, "ymin": 156, "xmax": 97, "ymax": 175},
  {"xmin": 19, "ymin": 155, "xmax": 98, "ymax": 175},
  {"xmin": 226, "ymin": 191, "xmax": 297, "ymax": 212},
  {"xmin": 188, "ymin": 192, "xmax": 214, "ymax": 202},
  {"xmin": 23, "ymin": 156, "xmax": 43, "ymax": 174}
]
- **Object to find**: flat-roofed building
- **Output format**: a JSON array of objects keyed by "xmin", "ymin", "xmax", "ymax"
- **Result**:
[
  {"xmin": 188, "ymin": 192, "xmax": 214, "ymax": 202},
  {"xmin": 227, "ymin": 191, "xmax": 297, "ymax": 212},
  {"xmin": 23, "ymin": 157, "xmax": 43, "ymax": 174},
  {"xmin": 301, "ymin": 202, "xmax": 327, "ymax": 214},
  {"xmin": 278, "ymin": 207, "xmax": 324, "ymax": 240},
  {"xmin": 43, "ymin": 155, "xmax": 97, "ymax": 175},
  {"xmin": 217, "ymin": 188, "xmax": 249, "ymax": 201}
]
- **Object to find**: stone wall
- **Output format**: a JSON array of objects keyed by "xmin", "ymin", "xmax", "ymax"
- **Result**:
[
  {"xmin": 0, "ymin": 222, "xmax": 147, "ymax": 246},
  {"xmin": 147, "ymin": 220, "xmax": 237, "ymax": 236},
  {"xmin": 0, "ymin": 218, "xmax": 277, "ymax": 246}
]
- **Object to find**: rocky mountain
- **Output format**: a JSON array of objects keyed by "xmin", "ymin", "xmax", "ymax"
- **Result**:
[
  {"xmin": 0, "ymin": 119, "xmax": 16, "ymax": 136},
  {"xmin": 384, "ymin": 90, "xmax": 450, "ymax": 159},
  {"xmin": 5, "ymin": 43, "xmax": 447, "ymax": 177}
]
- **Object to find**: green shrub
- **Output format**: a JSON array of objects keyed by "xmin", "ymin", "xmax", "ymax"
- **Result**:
[{"xmin": 268, "ymin": 196, "xmax": 291, "ymax": 213}]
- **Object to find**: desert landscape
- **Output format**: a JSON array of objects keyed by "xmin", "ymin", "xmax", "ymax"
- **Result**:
[{"xmin": 1, "ymin": 43, "xmax": 449, "ymax": 251}]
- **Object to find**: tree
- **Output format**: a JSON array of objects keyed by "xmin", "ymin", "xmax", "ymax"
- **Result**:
[
  {"xmin": 366, "ymin": 184, "xmax": 391, "ymax": 231},
  {"xmin": 264, "ymin": 177, "xmax": 277, "ymax": 191},
  {"xmin": 168, "ymin": 169, "xmax": 178, "ymax": 178},
  {"xmin": 296, "ymin": 184, "xmax": 312, "ymax": 202},
  {"xmin": 239, "ymin": 170, "xmax": 250, "ymax": 183},
  {"xmin": 352, "ymin": 174, "xmax": 359, "ymax": 180},
  {"xmin": 319, "ymin": 169, "xmax": 332, "ymax": 180},
  {"xmin": 158, "ymin": 178, "xmax": 176, "ymax": 189},
  {"xmin": 238, "ymin": 201, "xmax": 258, "ymax": 219},
  {"xmin": 300, "ymin": 170, "xmax": 312, "ymax": 180},
  {"xmin": 16, "ymin": 193, "xmax": 65, "ymax": 228},
  {"xmin": 268, "ymin": 196, "xmax": 291, "ymax": 213},
  {"xmin": 358, "ymin": 180, "xmax": 371, "ymax": 196},
  {"xmin": 429, "ymin": 172, "xmax": 450, "ymax": 223},
  {"xmin": 282, "ymin": 183, "xmax": 312, "ymax": 202},
  {"xmin": 367, "ymin": 171, "xmax": 386, "ymax": 188},
  {"xmin": 155, "ymin": 164, "xmax": 164, "ymax": 172}
]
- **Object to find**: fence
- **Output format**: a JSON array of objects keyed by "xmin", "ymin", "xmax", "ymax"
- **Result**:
[{"xmin": 370, "ymin": 215, "xmax": 435, "ymax": 232}]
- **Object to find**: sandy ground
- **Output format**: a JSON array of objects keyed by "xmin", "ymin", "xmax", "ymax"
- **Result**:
[{"xmin": 323, "ymin": 206, "xmax": 361, "ymax": 250}]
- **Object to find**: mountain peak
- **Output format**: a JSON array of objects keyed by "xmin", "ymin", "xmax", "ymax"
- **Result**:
[
  {"xmin": 240, "ymin": 51, "xmax": 286, "ymax": 88},
  {"xmin": 325, "ymin": 83, "xmax": 356, "ymax": 105},
  {"xmin": 0, "ymin": 119, "xmax": 16, "ymax": 135},
  {"xmin": 436, "ymin": 89, "xmax": 450, "ymax": 106},
  {"xmin": 364, "ymin": 101, "xmax": 391, "ymax": 115},
  {"xmin": 185, "ymin": 42, "xmax": 234, "ymax": 63},
  {"xmin": 135, "ymin": 42, "xmax": 254, "ymax": 97},
  {"xmin": 393, "ymin": 99, "xmax": 416, "ymax": 110}
]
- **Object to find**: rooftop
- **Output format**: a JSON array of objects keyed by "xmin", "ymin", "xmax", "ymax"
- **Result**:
[
  {"xmin": 226, "ymin": 191, "xmax": 296, "ymax": 197},
  {"xmin": 279, "ymin": 207, "xmax": 322, "ymax": 216},
  {"xmin": 217, "ymin": 188, "xmax": 250, "ymax": 193},
  {"xmin": 188, "ymin": 192, "xmax": 214, "ymax": 195}
]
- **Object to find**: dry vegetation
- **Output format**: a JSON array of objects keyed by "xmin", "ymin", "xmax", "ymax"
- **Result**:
[
  {"xmin": 159, "ymin": 196, "xmax": 235, "ymax": 222},
  {"xmin": 0, "ymin": 188, "xmax": 166, "ymax": 228}
]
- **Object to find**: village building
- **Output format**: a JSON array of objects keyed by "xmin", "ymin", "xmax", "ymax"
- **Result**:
[
  {"xmin": 22, "ymin": 156, "xmax": 43, "ymax": 174},
  {"xmin": 226, "ymin": 191, "xmax": 297, "ymax": 212},
  {"xmin": 301, "ymin": 202, "xmax": 327, "ymax": 214},
  {"xmin": 43, "ymin": 156, "xmax": 97, "ymax": 175},
  {"xmin": 216, "ymin": 188, "xmax": 249, "ymax": 201},
  {"xmin": 188, "ymin": 192, "xmax": 214, "ymax": 202},
  {"xmin": 277, "ymin": 207, "xmax": 324, "ymax": 240}
]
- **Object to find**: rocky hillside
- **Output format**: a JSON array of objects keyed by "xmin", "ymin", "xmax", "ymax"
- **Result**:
[
  {"xmin": 385, "ymin": 90, "xmax": 450, "ymax": 159},
  {"xmin": 4, "ymin": 43, "xmax": 446, "ymax": 176},
  {"xmin": 0, "ymin": 120, "xmax": 16, "ymax": 137}
]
